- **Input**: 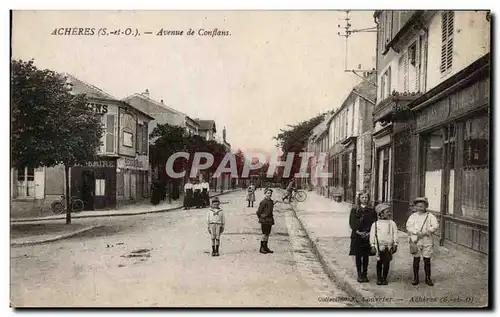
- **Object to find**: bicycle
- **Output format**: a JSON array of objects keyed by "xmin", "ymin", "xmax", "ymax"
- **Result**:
[
  {"xmin": 280, "ymin": 189, "xmax": 308, "ymax": 204},
  {"xmin": 50, "ymin": 195, "xmax": 84, "ymax": 214}
]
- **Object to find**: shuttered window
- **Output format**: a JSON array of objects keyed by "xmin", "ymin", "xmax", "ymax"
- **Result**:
[
  {"xmin": 403, "ymin": 50, "xmax": 409, "ymax": 92},
  {"xmin": 381, "ymin": 67, "xmax": 391, "ymax": 99},
  {"xmin": 440, "ymin": 11, "xmax": 454, "ymax": 73},
  {"xmin": 142, "ymin": 122, "xmax": 148, "ymax": 155},
  {"xmin": 136, "ymin": 123, "xmax": 143, "ymax": 154},
  {"xmin": 106, "ymin": 115, "xmax": 115, "ymax": 153}
]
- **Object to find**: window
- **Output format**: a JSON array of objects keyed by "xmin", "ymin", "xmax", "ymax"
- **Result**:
[
  {"xmin": 377, "ymin": 147, "xmax": 391, "ymax": 202},
  {"xmin": 423, "ymin": 130, "xmax": 444, "ymax": 211},
  {"xmin": 384, "ymin": 11, "xmax": 393, "ymax": 47},
  {"xmin": 16, "ymin": 167, "xmax": 35, "ymax": 197},
  {"xmin": 381, "ymin": 67, "xmax": 392, "ymax": 100},
  {"xmin": 123, "ymin": 131, "xmax": 133, "ymax": 147},
  {"xmin": 142, "ymin": 122, "xmax": 148, "ymax": 155},
  {"xmin": 136, "ymin": 123, "xmax": 143, "ymax": 154},
  {"xmin": 406, "ymin": 40, "xmax": 420, "ymax": 92},
  {"xmin": 440, "ymin": 11, "xmax": 454, "ymax": 73},
  {"xmin": 461, "ymin": 115, "xmax": 488, "ymax": 221},
  {"xmin": 95, "ymin": 179, "xmax": 106, "ymax": 196},
  {"xmin": 409, "ymin": 42, "xmax": 417, "ymax": 66},
  {"xmin": 105, "ymin": 114, "xmax": 115, "ymax": 153}
]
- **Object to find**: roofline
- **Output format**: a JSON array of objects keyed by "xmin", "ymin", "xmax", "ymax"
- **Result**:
[
  {"xmin": 352, "ymin": 88, "xmax": 376, "ymax": 105},
  {"xmin": 122, "ymin": 93, "xmax": 186, "ymax": 117},
  {"xmin": 119, "ymin": 100, "xmax": 155, "ymax": 120},
  {"xmin": 63, "ymin": 72, "xmax": 117, "ymax": 100}
]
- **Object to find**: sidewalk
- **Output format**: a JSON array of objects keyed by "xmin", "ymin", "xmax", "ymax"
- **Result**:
[
  {"xmin": 292, "ymin": 191, "xmax": 489, "ymax": 307},
  {"xmin": 11, "ymin": 189, "xmax": 239, "ymax": 224}
]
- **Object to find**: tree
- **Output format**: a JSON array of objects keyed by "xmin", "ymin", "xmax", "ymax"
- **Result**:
[
  {"xmin": 273, "ymin": 112, "xmax": 327, "ymax": 182},
  {"xmin": 11, "ymin": 59, "xmax": 104, "ymax": 224},
  {"xmin": 149, "ymin": 123, "xmax": 189, "ymax": 181}
]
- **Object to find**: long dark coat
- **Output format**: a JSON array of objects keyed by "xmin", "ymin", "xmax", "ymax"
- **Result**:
[
  {"xmin": 256, "ymin": 198, "xmax": 274, "ymax": 225},
  {"xmin": 349, "ymin": 205, "xmax": 377, "ymax": 256}
]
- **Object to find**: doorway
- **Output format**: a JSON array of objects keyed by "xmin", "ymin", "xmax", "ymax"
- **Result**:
[{"xmin": 82, "ymin": 170, "xmax": 95, "ymax": 211}]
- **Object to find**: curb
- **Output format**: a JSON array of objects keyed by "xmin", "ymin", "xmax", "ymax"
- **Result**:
[
  {"xmin": 11, "ymin": 190, "xmax": 239, "ymax": 224},
  {"xmin": 290, "ymin": 204, "xmax": 375, "ymax": 307},
  {"xmin": 10, "ymin": 225, "xmax": 101, "ymax": 247}
]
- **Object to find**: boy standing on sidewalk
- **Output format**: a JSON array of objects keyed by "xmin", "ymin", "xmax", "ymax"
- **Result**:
[
  {"xmin": 370, "ymin": 203, "xmax": 398, "ymax": 285},
  {"xmin": 207, "ymin": 197, "xmax": 225, "ymax": 257},
  {"xmin": 406, "ymin": 197, "xmax": 439, "ymax": 286}
]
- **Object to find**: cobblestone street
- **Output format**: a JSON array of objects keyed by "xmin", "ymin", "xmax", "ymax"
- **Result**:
[{"xmin": 10, "ymin": 190, "xmax": 351, "ymax": 307}]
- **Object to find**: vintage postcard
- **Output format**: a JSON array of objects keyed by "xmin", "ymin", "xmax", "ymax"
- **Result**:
[{"xmin": 10, "ymin": 10, "xmax": 490, "ymax": 308}]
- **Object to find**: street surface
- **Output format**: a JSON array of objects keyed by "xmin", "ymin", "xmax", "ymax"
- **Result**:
[{"xmin": 11, "ymin": 190, "xmax": 351, "ymax": 307}]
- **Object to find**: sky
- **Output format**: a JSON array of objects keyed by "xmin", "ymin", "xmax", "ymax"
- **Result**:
[{"xmin": 12, "ymin": 10, "xmax": 376, "ymax": 155}]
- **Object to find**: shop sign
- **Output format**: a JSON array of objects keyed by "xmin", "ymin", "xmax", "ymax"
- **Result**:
[
  {"xmin": 76, "ymin": 160, "xmax": 116, "ymax": 168},
  {"xmin": 416, "ymin": 98, "xmax": 449, "ymax": 129},
  {"xmin": 87, "ymin": 102, "xmax": 109, "ymax": 114},
  {"xmin": 449, "ymin": 78, "xmax": 489, "ymax": 118},
  {"xmin": 117, "ymin": 157, "xmax": 148, "ymax": 170}
]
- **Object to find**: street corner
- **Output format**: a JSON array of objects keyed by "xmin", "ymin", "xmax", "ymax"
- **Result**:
[{"xmin": 10, "ymin": 223, "xmax": 104, "ymax": 247}]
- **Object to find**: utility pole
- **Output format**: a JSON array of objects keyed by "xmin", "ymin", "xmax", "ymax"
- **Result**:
[{"xmin": 337, "ymin": 10, "xmax": 378, "ymax": 86}]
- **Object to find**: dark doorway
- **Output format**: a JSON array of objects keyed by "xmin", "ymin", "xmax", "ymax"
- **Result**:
[
  {"xmin": 393, "ymin": 129, "xmax": 412, "ymax": 229},
  {"xmin": 82, "ymin": 171, "xmax": 96, "ymax": 211}
]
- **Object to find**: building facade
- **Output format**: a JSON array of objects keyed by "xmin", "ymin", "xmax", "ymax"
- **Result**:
[
  {"xmin": 307, "ymin": 113, "xmax": 332, "ymax": 197},
  {"xmin": 11, "ymin": 75, "xmax": 153, "ymax": 217},
  {"xmin": 328, "ymin": 76, "xmax": 376, "ymax": 204},
  {"xmin": 373, "ymin": 10, "xmax": 490, "ymax": 254},
  {"xmin": 123, "ymin": 91, "xmax": 200, "ymax": 136}
]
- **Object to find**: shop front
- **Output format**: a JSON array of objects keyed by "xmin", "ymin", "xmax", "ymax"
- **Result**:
[
  {"xmin": 117, "ymin": 156, "xmax": 149, "ymax": 205},
  {"xmin": 411, "ymin": 60, "xmax": 489, "ymax": 254},
  {"xmin": 71, "ymin": 158, "xmax": 117, "ymax": 210}
]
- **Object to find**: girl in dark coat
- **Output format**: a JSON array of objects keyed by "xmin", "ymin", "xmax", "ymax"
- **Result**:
[
  {"xmin": 256, "ymin": 188, "xmax": 275, "ymax": 254},
  {"xmin": 349, "ymin": 191, "xmax": 377, "ymax": 283}
]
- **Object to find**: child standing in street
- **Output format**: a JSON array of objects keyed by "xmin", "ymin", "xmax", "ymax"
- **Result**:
[
  {"xmin": 370, "ymin": 203, "xmax": 398, "ymax": 285},
  {"xmin": 207, "ymin": 197, "xmax": 225, "ymax": 257},
  {"xmin": 406, "ymin": 197, "xmax": 439, "ymax": 286},
  {"xmin": 246, "ymin": 183, "xmax": 256, "ymax": 207},
  {"xmin": 256, "ymin": 189, "xmax": 275, "ymax": 254},
  {"xmin": 349, "ymin": 191, "xmax": 377, "ymax": 283}
]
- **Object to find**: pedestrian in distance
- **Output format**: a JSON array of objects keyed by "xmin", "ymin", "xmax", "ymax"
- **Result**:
[
  {"xmin": 370, "ymin": 203, "xmax": 398, "ymax": 285},
  {"xmin": 246, "ymin": 183, "xmax": 256, "ymax": 207},
  {"xmin": 183, "ymin": 179, "xmax": 194, "ymax": 210},
  {"xmin": 207, "ymin": 196, "xmax": 225, "ymax": 256},
  {"xmin": 349, "ymin": 191, "xmax": 377, "ymax": 283},
  {"xmin": 256, "ymin": 188, "xmax": 275, "ymax": 254},
  {"xmin": 201, "ymin": 179, "xmax": 210, "ymax": 208},
  {"xmin": 193, "ymin": 179, "xmax": 202, "ymax": 209},
  {"xmin": 406, "ymin": 197, "xmax": 439, "ymax": 286}
]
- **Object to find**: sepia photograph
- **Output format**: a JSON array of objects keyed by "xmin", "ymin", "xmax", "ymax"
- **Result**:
[{"xmin": 9, "ymin": 8, "xmax": 491, "ymax": 308}]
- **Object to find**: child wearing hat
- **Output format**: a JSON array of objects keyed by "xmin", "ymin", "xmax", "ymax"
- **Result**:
[
  {"xmin": 370, "ymin": 204, "xmax": 398, "ymax": 285},
  {"xmin": 256, "ymin": 188, "xmax": 275, "ymax": 254},
  {"xmin": 207, "ymin": 196, "xmax": 225, "ymax": 257},
  {"xmin": 406, "ymin": 197, "xmax": 439, "ymax": 286}
]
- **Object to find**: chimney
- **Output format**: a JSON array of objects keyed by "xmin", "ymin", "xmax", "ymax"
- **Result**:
[
  {"xmin": 142, "ymin": 89, "xmax": 150, "ymax": 98},
  {"xmin": 160, "ymin": 99, "xmax": 164, "ymax": 104}
]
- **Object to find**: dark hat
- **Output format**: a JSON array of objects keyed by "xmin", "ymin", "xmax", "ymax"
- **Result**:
[{"xmin": 413, "ymin": 197, "xmax": 429, "ymax": 206}]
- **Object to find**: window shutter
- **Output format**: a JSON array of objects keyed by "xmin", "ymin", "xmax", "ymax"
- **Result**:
[
  {"xmin": 441, "ymin": 11, "xmax": 454, "ymax": 73},
  {"xmin": 142, "ymin": 123, "xmax": 148, "ymax": 155},
  {"xmin": 403, "ymin": 51, "xmax": 409, "ymax": 92},
  {"xmin": 415, "ymin": 37, "xmax": 421, "ymax": 92},
  {"xmin": 387, "ymin": 67, "xmax": 392, "ymax": 96},
  {"xmin": 106, "ymin": 115, "xmax": 115, "ymax": 153},
  {"xmin": 446, "ymin": 11, "xmax": 454, "ymax": 71},
  {"xmin": 136, "ymin": 122, "xmax": 141, "ymax": 154}
]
